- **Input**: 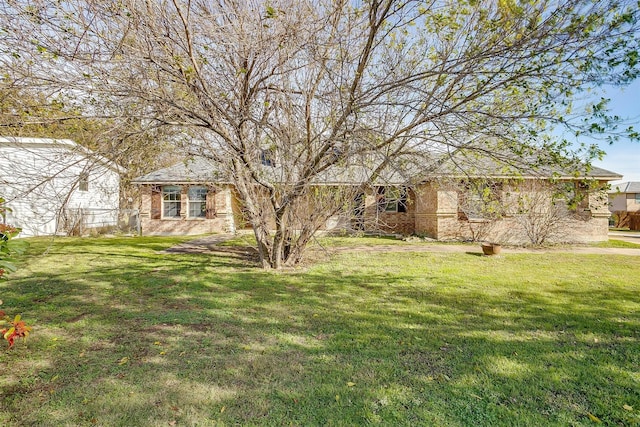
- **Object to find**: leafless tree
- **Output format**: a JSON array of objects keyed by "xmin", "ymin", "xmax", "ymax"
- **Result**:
[
  {"xmin": 0, "ymin": 0, "xmax": 638, "ymax": 267},
  {"xmin": 507, "ymin": 180, "xmax": 578, "ymax": 245}
]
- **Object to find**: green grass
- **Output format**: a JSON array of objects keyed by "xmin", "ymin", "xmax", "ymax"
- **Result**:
[
  {"xmin": 594, "ymin": 239, "xmax": 640, "ymax": 248},
  {"xmin": 220, "ymin": 232, "xmax": 421, "ymax": 249},
  {"xmin": 1, "ymin": 236, "xmax": 639, "ymax": 426},
  {"xmin": 609, "ymin": 228, "xmax": 640, "ymax": 233}
]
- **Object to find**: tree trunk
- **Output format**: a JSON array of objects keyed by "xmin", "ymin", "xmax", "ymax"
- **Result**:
[
  {"xmin": 253, "ymin": 224, "xmax": 272, "ymax": 269},
  {"xmin": 270, "ymin": 205, "xmax": 291, "ymax": 269}
]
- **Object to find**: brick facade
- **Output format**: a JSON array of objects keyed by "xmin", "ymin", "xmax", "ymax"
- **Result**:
[
  {"xmin": 139, "ymin": 184, "xmax": 239, "ymax": 235},
  {"xmin": 410, "ymin": 180, "xmax": 612, "ymax": 244},
  {"xmin": 138, "ymin": 180, "xmax": 612, "ymax": 243}
]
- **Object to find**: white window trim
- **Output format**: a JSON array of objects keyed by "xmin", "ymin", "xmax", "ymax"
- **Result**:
[
  {"xmin": 378, "ymin": 186, "xmax": 407, "ymax": 213},
  {"xmin": 162, "ymin": 185, "xmax": 182, "ymax": 219},
  {"xmin": 187, "ymin": 186, "xmax": 207, "ymax": 219}
]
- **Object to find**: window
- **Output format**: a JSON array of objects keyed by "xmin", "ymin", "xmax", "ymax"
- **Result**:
[
  {"xmin": 78, "ymin": 173, "xmax": 89, "ymax": 192},
  {"xmin": 188, "ymin": 187, "xmax": 207, "ymax": 218},
  {"xmin": 458, "ymin": 181, "xmax": 502, "ymax": 220},
  {"xmin": 260, "ymin": 148, "xmax": 276, "ymax": 167},
  {"xmin": 635, "ymin": 193, "xmax": 640, "ymax": 204},
  {"xmin": 377, "ymin": 186, "xmax": 407, "ymax": 213},
  {"xmin": 329, "ymin": 146, "xmax": 343, "ymax": 162},
  {"xmin": 162, "ymin": 186, "xmax": 181, "ymax": 218}
]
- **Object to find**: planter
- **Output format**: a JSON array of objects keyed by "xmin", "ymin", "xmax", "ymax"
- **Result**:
[{"xmin": 481, "ymin": 243, "xmax": 502, "ymax": 256}]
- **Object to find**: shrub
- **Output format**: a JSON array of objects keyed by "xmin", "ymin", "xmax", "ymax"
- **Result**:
[{"xmin": 0, "ymin": 197, "xmax": 31, "ymax": 348}]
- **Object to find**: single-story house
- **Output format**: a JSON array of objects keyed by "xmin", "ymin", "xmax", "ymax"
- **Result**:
[
  {"xmin": 0, "ymin": 137, "xmax": 123, "ymax": 236},
  {"xmin": 609, "ymin": 181, "xmax": 640, "ymax": 230},
  {"xmin": 132, "ymin": 152, "xmax": 621, "ymax": 244}
]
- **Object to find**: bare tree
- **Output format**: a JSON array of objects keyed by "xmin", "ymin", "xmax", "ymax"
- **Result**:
[
  {"xmin": 0, "ymin": 0, "xmax": 638, "ymax": 267},
  {"xmin": 456, "ymin": 180, "xmax": 506, "ymax": 242},
  {"xmin": 454, "ymin": 177, "xmax": 606, "ymax": 245},
  {"xmin": 505, "ymin": 180, "xmax": 582, "ymax": 245},
  {"xmin": 5, "ymin": 83, "xmax": 188, "ymax": 191}
]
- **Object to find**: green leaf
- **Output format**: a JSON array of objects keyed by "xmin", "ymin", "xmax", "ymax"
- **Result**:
[
  {"xmin": 587, "ymin": 412, "xmax": 602, "ymax": 423},
  {"xmin": 0, "ymin": 260, "xmax": 18, "ymax": 273},
  {"xmin": 265, "ymin": 6, "xmax": 276, "ymax": 18},
  {"xmin": 4, "ymin": 326, "xmax": 14, "ymax": 340}
]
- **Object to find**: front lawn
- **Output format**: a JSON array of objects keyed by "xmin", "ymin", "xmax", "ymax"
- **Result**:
[
  {"xmin": 594, "ymin": 239, "xmax": 640, "ymax": 248},
  {"xmin": 1, "ymin": 236, "xmax": 638, "ymax": 426}
]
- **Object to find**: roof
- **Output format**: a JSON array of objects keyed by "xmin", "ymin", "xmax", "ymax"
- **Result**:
[
  {"xmin": 131, "ymin": 149, "xmax": 622, "ymax": 186},
  {"xmin": 422, "ymin": 146, "xmax": 622, "ymax": 181},
  {"xmin": 131, "ymin": 153, "xmax": 421, "ymax": 186},
  {"xmin": 131, "ymin": 157, "xmax": 230, "ymax": 184},
  {"xmin": 0, "ymin": 136, "xmax": 78, "ymax": 148},
  {"xmin": 0, "ymin": 136, "xmax": 126, "ymax": 174},
  {"xmin": 610, "ymin": 181, "xmax": 640, "ymax": 193},
  {"xmin": 585, "ymin": 166, "xmax": 625, "ymax": 180}
]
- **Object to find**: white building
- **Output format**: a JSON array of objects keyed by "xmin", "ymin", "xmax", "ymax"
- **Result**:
[{"xmin": 0, "ymin": 137, "xmax": 123, "ymax": 236}]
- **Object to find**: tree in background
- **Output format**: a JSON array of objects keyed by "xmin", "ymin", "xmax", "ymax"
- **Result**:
[
  {"xmin": 0, "ymin": 81, "xmax": 182, "ymax": 209},
  {"xmin": 0, "ymin": 0, "xmax": 638, "ymax": 268}
]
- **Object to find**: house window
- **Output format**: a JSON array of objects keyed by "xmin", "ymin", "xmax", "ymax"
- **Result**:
[
  {"xmin": 635, "ymin": 193, "xmax": 640, "ymax": 204},
  {"xmin": 78, "ymin": 173, "xmax": 89, "ymax": 192},
  {"xmin": 188, "ymin": 186, "xmax": 207, "ymax": 218},
  {"xmin": 377, "ymin": 186, "xmax": 407, "ymax": 213},
  {"xmin": 458, "ymin": 182, "xmax": 502, "ymax": 220},
  {"xmin": 162, "ymin": 186, "xmax": 181, "ymax": 218},
  {"xmin": 260, "ymin": 148, "xmax": 276, "ymax": 167}
]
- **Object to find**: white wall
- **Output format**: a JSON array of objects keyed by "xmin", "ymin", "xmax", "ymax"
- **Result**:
[{"xmin": 0, "ymin": 138, "xmax": 121, "ymax": 237}]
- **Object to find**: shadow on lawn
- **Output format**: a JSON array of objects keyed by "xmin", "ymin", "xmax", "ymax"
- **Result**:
[{"xmin": 0, "ymin": 245, "xmax": 638, "ymax": 426}]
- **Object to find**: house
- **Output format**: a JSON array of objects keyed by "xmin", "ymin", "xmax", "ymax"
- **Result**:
[
  {"xmin": 132, "ymin": 154, "xmax": 621, "ymax": 244},
  {"xmin": 608, "ymin": 181, "xmax": 640, "ymax": 230},
  {"xmin": 0, "ymin": 137, "xmax": 123, "ymax": 236},
  {"xmin": 131, "ymin": 157, "xmax": 240, "ymax": 236}
]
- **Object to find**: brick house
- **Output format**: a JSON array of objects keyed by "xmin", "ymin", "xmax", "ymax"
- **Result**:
[{"xmin": 132, "ymin": 156, "xmax": 621, "ymax": 244}]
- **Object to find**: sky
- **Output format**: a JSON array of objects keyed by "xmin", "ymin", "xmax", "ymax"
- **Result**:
[{"xmin": 588, "ymin": 79, "xmax": 640, "ymax": 183}]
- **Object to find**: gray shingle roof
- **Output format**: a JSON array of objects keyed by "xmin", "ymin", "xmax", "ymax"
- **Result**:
[
  {"xmin": 131, "ymin": 157, "xmax": 229, "ymax": 184},
  {"xmin": 587, "ymin": 166, "xmax": 625, "ymax": 179},
  {"xmin": 421, "ymin": 147, "xmax": 622, "ymax": 180},
  {"xmin": 132, "ymin": 152, "xmax": 622, "ymax": 186},
  {"xmin": 610, "ymin": 181, "xmax": 640, "ymax": 193}
]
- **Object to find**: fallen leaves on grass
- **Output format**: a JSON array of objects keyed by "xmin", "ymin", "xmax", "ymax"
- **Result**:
[
  {"xmin": 587, "ymin": 412, "xmax": 602, "ymax": 423},
  {"xmin": 1, "ymin": 314, "xmax": 32, "ymax": 348}
]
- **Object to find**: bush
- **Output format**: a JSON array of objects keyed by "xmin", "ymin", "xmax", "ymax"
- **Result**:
[{"xmin": 0, "ymin": 197, "xmax": 31, "ymax": 348}]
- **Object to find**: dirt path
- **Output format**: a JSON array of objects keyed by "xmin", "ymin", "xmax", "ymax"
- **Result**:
[
  {"xmin": 328, "ymin": 243, "xmax": 640, "ymax": 256},
  {"xmin": 162, "ymin": 234, "xmax": 237, "ymax": 254},
  {"xmin": 164, "ymin": 233, "xmax": 640, "ymax": 257}
]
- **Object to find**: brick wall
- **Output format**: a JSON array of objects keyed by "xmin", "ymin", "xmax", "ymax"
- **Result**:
[
  {"xmin": 413, "ymin": 180, "xmax": 612, "ymax": 243},
  {"xmin": 137, "ymin": 179, "xmax": 612, "ymax": 242},
  {"xmin": 139, "ymin": 184, "xmax": 237, "ymax": 235},
  {"xmin": 446, "ymin": 182, "xmax": 612, "ymax": 244},
  {"xmin": 361, "ymin": 187, "xmax": 417, "ymax": 234},
  {"xmin": 413, "ymin": 183, "xmax": 459, "ymax": 239}
]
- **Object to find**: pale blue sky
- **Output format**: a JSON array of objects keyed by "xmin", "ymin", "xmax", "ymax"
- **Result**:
[{"xmin": 590, "ymin": 79, "xmax": 640, "ymax": 183}]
